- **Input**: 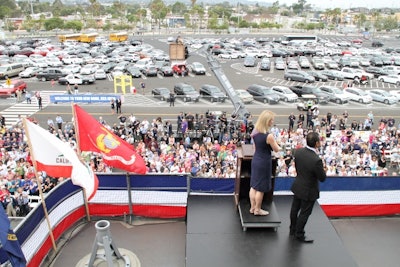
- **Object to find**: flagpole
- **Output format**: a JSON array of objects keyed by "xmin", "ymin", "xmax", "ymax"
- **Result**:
[
  {"xmin": 72, "ymin": 103, "xmax": 91, "ymax": 222},
  {"xmin": 126, "ymin": 172, "xmax": 134, "ymax": 224},
  {"xmin": 23, "ymin": 118, "xmax": 57, "ymax": 252}
]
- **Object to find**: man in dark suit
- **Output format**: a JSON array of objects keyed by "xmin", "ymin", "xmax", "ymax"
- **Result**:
[{"xmin": 290, "ymin": 132, "xmax": 327, "ymax": 243}]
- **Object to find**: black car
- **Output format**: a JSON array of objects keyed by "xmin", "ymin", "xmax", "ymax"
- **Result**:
[
  {"xmin": 307, "ymin": 71, "xmax": 328, "ymax": 82},
  {"xmin": 199, "ymin": 84, "xmax": 227, "ymax": 103},
  {"xmin": 36, "ymin": 68, "xmax": 64, "ymax": 81},
  {"xmin": 246, "ymin": 84, "xmax": 280, "ymax": 104},
  {"xmin": 126, "ymin": 66, "xmax": 142, "ymax": 78},
  {"xmin": 173, "ymin": 83, "xmax": 200, "ymax": 102},
  {"xmin": 371, "ymin": 41, "xmax": 384, "ymax": 47},
  {"xmin": 102, "ymin": 62, "xmax": 117, "ymax": 73},
  {"xmin": 152, "ymin": 87, "xmax": 171, "ymax": 101},
  {"xmin": 289, "ymin": 85, "xmax": 330, "ymax": 103},
  {"xmin": 141, "ymin": 66, "xmax": 158, "ymax": 77},
  {"xmin": 158, "ymin": 66, "xmax": 174, "ymax": 77}
]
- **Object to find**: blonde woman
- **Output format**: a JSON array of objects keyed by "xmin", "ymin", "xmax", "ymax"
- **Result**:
[{"xmin": 249, "ymin": 110, "xmax": 281, "ymax": 216}]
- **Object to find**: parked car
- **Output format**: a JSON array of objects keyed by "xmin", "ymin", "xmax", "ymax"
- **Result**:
[
  {"xmin": 371, "ymin": 41, "xmax": 384, "ymax": 47},
  {"xmin": 365, "ymin": 66, "xmax": 390, "ymax": 78},
  {"xmin": 141, "ymin": 66, "xmax": 158, "ymax": 77},
  {"xmin": 94, "ymin": 69, "xmax": 107, "ymax": 80},
  {"xmin": 307, "ymin": 71, "xmax": 328, "ymax": 82},
  {"xmin": 378, "ymin": 75, "xmax": 400, "ymax": 86},
  {"xmin": 36, "ymin": 68, "xmax": 64, "ymax": 81},
  {"xmin": 199, "ymin": 84, "xmax": 227, "ymax": 103},
  {"xmin": 259, "ymin": 58, "xmax": 271, "ymax": 71},
  {"xmin": 271, "ymin": 86, "xmax": 298, "ymax": 102},
  {"xmin": 188, "ymin": 62, "xmax": 206, "ymax": 75},
  {"xmin": 235, "ymin": 89, "xmax": 254, "ymax": 104},
  {"xmin": 0, "ymin": 79, "xmax": 27, "ymax": 96},
  {"xmin": 172, "ymin": 63, "xmax": 188, "ymax": 76},
  {"xmin": 319, "ymin": 85, "xmax": 350, "ymax": 104},
  {"xmin": 389, "ymin": 90, "xmax": 400, "ymax": 102},
  {"xmin": 173, "ymin": 83, "xmax": 200, "ymax": 102},
  {"xmin": 80, "ymin": 64, "xmax": 99, "ymax": 75},
  {"xmin": 344, "ymin": 87, "xmax": 373, "ymax": 104},
  {"xmin": 321, "ymin": 70, "xmax": 344, "ymax": 81},
  {"xmin": 126, "ymin": 66, "xmax": 142, "ymax": 78},
  {"xmin": 284, "ymin": 70, "xmax": 315, "ymax": 83},
  {"xmin": 243, "ymin": 56, "xmax": 256, "ymax": 67},
  {"xmin": 289, "ymin": 85, "xmax": 330, "ymax": 103},
  {"xmin": 18, "ymin": 66, "xmax": 41, "ymax": 78},
  {"xmin": 367, "ymin": 89, "xmax": 397, "ymax": 104},
  {"xmin": 158, "ymin": 66, "xmax": 174, "ymax": 77},
  {"xmin": 246, "ymin": 84, "xmax": 280, "ymax": 104},
  {"xmin": 62, "ymin": 64, "xmax": 81, "ymax": 74},
  {"xmin": 152, "ymin": 87, "xmax": 171, "ymax": 101},
  {"xmin": 274, "ymin": 58, "xmax": 286, "ymax": 70},
  {"xmin": 58, "ymin": 74, "xmax": 95, "ymax": 85}
]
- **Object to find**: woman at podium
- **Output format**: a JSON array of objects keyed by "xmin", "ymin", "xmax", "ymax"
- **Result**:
[{"xmin": 249, "ymin": 110, "xmax": 281, "ymax": 216}]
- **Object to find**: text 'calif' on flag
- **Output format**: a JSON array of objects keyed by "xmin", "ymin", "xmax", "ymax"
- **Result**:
[
  {"xmin": 23, "ymin": 119, "xmax": 98, "ymax": 201},
  {"xmin": 73, "ymin": 104, "xmax": 147, "ymax": 174}
]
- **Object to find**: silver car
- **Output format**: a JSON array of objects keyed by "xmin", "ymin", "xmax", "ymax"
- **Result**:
[{"xmin": 367, "ymin": 89, "xmax": 398, "ymax": 105}]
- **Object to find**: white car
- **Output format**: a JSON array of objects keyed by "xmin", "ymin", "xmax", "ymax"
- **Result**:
[
  {"xmin": 80, "ymin": 64, "xmax": 100, "ymax": 75},
  {"xmin": 344, "ymin": 87, "xmax": 373, "ymax": 104},
  {"xmin": 389, "ymin": 90, "xmax": 400, "ymax": 102},
  {"xmin": 18, "ymin": 67, "xmax": 41, "ymax": 78},
  {"xmin": 378, "ymin": 75, "xmax": 400, "ymax": 86},
  {"xmin": 62, "ymin": 64, "xmax": 81, "ymax": 74},
  {"xmin": 62, "ymin": 55, "xmax": 84, "ymax": 65},
  {"xmin": 236, "ymin": 89, "xmax": 254, "ymax": 104},
  {"xmin": 32, "ymin": 58, "xmax": 48, "ymax": 68},
  {"xmin": 94, "ymin": 55, "xmax": 109, "ymax": 64},
  {"xmin": 218, "ymin": 50, "xmax": 240, "ymax": 59},
  {"xmin": 94, "ymin": 69, "xmax": 107, "ymax": 80},
  {"xmin": 45, "ymin": 57, "xmax": 62, "ymax": 67},
  {"xmin": 271, "ymin": 86, "xmax": 298, "ymax": 102}
]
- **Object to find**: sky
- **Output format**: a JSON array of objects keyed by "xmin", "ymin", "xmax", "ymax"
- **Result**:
[{"xmin": 275, "ymin": 0, "xmax": 399, "ymax": 9}]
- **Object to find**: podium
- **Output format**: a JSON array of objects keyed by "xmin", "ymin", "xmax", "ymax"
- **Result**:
[{"xmin": 235, "ymin": 144, "xmax": 281, "ymax": 231}]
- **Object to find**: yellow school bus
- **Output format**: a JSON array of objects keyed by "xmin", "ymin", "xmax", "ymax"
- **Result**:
[
  {"xmin": 109, "ymin": 32, "xmax": 128, "ymax": 42},
  {"xmin": 80, "ymin": 33, "xmax": 98, "ymax": 43},
  {"xmin": 58, "ymin": 33, "xmax": 81, "ymax": 43}
]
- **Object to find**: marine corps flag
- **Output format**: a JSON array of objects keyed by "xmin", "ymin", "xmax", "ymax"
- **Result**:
[{"xmin": 73, "ymin": 104, "xmax": 147, "ymax": 174}]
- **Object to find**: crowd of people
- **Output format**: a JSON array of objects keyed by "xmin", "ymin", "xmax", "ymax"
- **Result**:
[{"xmin": 1, "ymin": 108, "xmax": 399, "ymax": 217}]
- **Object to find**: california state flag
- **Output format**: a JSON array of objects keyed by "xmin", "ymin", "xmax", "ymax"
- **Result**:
[
  {"xmin": 73, "ymin": 104, "xmax": 147, "ymax": 174},
  {"xmin": 24, "ymin": 119, "xmax": 98, "ymax": 201}
]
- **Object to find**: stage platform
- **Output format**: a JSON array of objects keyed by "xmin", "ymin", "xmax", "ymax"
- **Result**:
[
  {"xmin": 49, "ymin": 194, "xmax": 400, "ymax": 267},
  {"xmin": 186, "ymin": 195, "xmax": 357, "ymax": 267}
]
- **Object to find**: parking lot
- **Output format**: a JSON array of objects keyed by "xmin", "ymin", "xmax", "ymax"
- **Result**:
[{"xmin": 1, "ymin": 33, "xmax": 399, "ymax": 128}]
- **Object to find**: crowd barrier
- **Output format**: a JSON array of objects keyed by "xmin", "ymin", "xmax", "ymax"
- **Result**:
[{"xmin": 8, "ymin": 174, "xmax": 400, "ymax": 267}]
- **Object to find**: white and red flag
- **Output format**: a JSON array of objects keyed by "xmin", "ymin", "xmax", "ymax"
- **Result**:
[{"xmin": 24, "ymin": 119, "xmax": 98, "ymax": 201}]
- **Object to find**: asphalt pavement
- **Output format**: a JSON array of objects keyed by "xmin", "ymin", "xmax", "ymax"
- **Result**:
[{"xmin": 1, "ymin": 34, "xmax": 399, "ymax": 129}]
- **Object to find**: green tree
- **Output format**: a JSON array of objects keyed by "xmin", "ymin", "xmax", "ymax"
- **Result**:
[
  {"xmin": 171, "ymin": 2, "xmax": 187, "ymax": 15},
  {"xmin": 64, "ymin": 20, "xmax": 83, "ymax": 31},
  {"xmin": 44, "ymin": 17, "xmax": 64, "ymax": 31},
  {"xmin": 268, "ymin": 1, "xmax": 280, "ymax": 14},
  {"xmin": 149, "ymin": 0, "xmax": 169, "ymax": 29},
  {"xmin": 381, "ymin": 16, "xmax": 398, "ymax": 32},
  {"xmin": 0, "ymin": 0, "xmax": 16, "ymax": 20},
  {"xmin": 353, "ymin": 13, "xmax": 367, "ymax": 30}
]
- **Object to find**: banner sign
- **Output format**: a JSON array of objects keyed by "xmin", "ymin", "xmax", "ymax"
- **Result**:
[{"xmin": 50, "ymin": 94, "xmax": 120, "ymax": 103}]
